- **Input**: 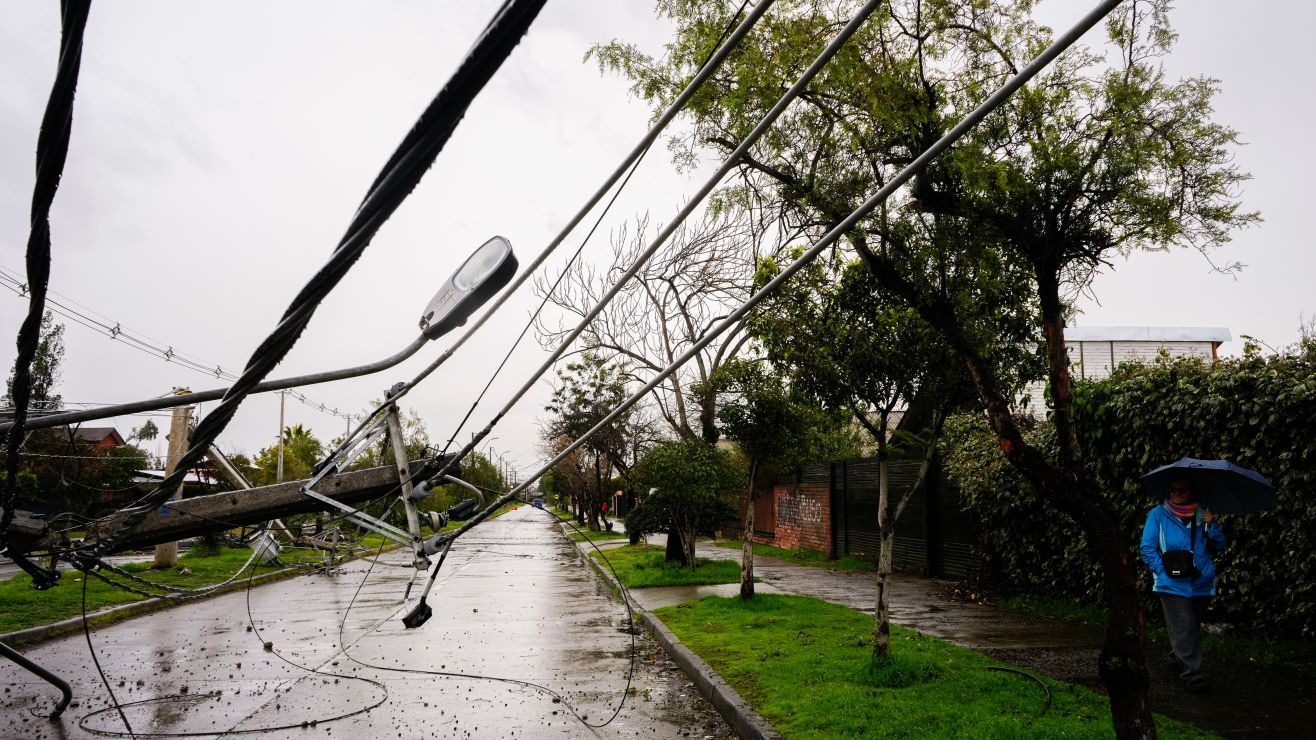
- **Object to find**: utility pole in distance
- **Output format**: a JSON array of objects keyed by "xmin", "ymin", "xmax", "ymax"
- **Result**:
[{"xmin": 153, "ymin": 391, "xmax": 193, "ymax": 568}]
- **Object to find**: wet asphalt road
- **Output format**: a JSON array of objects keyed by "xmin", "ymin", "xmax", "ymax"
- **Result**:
[{"xmin": 0, "ymin": 507, "xmax": 731, "ymax": 739}]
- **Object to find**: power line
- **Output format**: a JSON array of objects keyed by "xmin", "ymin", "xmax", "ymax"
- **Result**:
[{"xmin": 0, "ymin": 266, "xmax": 355, "ymax": 422}]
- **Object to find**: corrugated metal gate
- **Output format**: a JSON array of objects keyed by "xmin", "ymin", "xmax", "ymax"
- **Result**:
[{"xmin": 826, "ymin": 457, "xmax": 976, "ymax": 579}]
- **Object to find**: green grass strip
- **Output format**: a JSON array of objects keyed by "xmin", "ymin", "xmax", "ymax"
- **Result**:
[
  {"xmin": 589, "ymin": 544, "xmax": 741, "ymax": 588},
  {"xmin": 568, "ymin": 528, "xmax": 629, "ymax": 543},
  {"xmin": 716, "ymin": 539, "xmax": 874, "ymax": 571},
  {"xmin": 656, "ymin": 594, "xmax": 1215, "ymax": 739},
  {"xmin": 0, "ymin": 538, "xmax": 395, "ymax": 635}
]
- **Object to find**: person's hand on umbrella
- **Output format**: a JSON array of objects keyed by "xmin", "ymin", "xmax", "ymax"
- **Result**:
[{"xmin": 1203, "ymin": 509, "xmax": 1214, "ymax": 526}]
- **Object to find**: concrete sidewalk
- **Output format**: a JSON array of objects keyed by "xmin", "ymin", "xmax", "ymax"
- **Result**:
[{"xmin": 611, "ymin": 538, "xmax": 1314, "ymax": 739}]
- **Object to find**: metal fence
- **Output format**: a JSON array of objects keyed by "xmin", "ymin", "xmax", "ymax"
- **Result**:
[{"xmin": 822, "ymin": 457, "xmax": 977, "ymax": 579}]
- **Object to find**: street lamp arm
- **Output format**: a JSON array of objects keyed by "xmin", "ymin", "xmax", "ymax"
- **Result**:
[{"xmin": 0, "ymin": 336, "xmax": 429, "ymax": 432}]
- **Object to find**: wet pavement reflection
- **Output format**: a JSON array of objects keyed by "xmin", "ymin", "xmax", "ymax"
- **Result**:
[{"xmin": 0, "ymin": 507, "xmax": 731, "ymax": 739}]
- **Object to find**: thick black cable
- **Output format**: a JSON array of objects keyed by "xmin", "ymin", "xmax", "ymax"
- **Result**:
[
  {"xmin": 85, "ymin": 0, "xmax": 549, "ymax": 559},
  {"xmin": 318, "ymin": 0, "xmax": 773, "ymax": 473},
  {"xmin": 986, "ymin": 665, "xmax": 1053, "ymax": 717},
  {"xmin": 435, "ymin": 0, "xmax": 754, "ymax": 460},
  {"xmin": 82, "ymin": 565, "xmax": 137, "ymax": 739},
  {"xmin": 2, "ymin": 0, "xmax": 91, "ymax": 552}
]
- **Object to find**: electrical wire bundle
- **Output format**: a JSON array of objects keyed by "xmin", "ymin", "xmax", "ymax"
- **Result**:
[{"xmin": 1, "ymin": 0, "xmax": 1125, "ymax": 735}]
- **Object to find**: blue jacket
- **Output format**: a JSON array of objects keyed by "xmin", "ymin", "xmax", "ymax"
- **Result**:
[{"xmin": 1139, "ymin": 505, "xmax": 1225, "ymax": 598}]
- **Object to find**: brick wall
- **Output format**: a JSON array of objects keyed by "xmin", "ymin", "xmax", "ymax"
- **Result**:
[{"xmin": 766, "ymin": 482, "xmax": 830, "ymax": 553}]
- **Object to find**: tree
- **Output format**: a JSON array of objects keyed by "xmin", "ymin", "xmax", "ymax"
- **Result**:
[
  {"xmin": 599, "ymin": 1, "xmax": 1255, "ymax": 734},
  {"xmin": 3, "ymin": 311, "xmax": 64, "ymax": 413},
  {"xmin": 535, "ymin": 208, "xmax": 771, "ymax": 442},
  {"xmin": 708, "ymin": 357, "xmax": 856, "ymax": 599},
  {"xmin": 543, "ymin": 353, "xmax": 635, "ymax": 531},
  {"xmin": 331, "ymin": 402, "xmax": 432, "ymax": 472},
  {"xmin": 129, "ymin": 420, "xmax": 159, "ymax": 445},
  {"xmin": 750, "ymin": 253, "xmax": 981, "ymax": 658},
  {"xmin": 251, "ymin": 424, "xmax": 324, "ymax": 486},
  {"xmin": 625, "ymin": 437, "xmax": 742, "ymax": 568},
  {"xmin": 418, "ymin": 450, "xmax": 504, "ymax": 515}
]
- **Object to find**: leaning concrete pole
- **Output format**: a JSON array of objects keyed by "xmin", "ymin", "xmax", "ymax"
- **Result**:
[{"xmin": 152, "ymin": 393, "xmax": 193, "ymax": 568}]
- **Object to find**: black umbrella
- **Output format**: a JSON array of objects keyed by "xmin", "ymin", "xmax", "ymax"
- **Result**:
[{"xmin": 1142, "ymin": 457, "xmax": 1277, "ymax": 515}]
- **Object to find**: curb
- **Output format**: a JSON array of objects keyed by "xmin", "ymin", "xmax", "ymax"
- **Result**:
[{"xmin": 573, "ymin": 535, "xmax": 782, "ymax": 740}]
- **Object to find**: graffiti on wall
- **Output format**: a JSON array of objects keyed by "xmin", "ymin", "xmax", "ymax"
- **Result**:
[{"xmin": 778, "ymin": 488, "xmax": 822, "ymax": 527}]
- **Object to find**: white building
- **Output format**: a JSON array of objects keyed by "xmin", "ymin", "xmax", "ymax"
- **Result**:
[{"xmin": 1021, "ymin": 326, "xmax": 1230, "ymax": 417}]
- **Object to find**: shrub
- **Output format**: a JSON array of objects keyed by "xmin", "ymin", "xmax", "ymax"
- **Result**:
[{"xmin": 945, "ymin": 344, "xmax": 1316, "ymax": 637}]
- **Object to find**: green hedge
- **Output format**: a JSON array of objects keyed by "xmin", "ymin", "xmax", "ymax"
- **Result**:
[{"xmin": 944, "ymin": 344, "xmax": 1316, "ymax": 637}]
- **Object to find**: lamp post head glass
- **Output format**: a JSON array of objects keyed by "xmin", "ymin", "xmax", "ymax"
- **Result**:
[{"xmin": 419, "ymin": 236, "xmax": 517, "ymax": 340}]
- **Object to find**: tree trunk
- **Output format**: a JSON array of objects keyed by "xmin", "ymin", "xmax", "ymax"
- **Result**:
[
  {"xmin": 665, "ymin": 525, "xmax": 689, "ymax": 566},
  {"xmin": 699, "ymin": 390, "xmax": 720, "ymax": 444},
  {"xmin": 683, "ymin": 521, "xmax": 698, "ymax": 572},
  {"xmin": 1092, "ymin": 512, "xmax": 1155, "ymax": 739},
  {"xmin": 588, "ymin": 453, "xmax": 602, "ymax": 532},
  {"xmin": 1035, "ymin": 269, "xmax": 1154, "ymax": 739},
  {"xmin": 874, "ymin": 433, "xmax": 892, "ymax": 659},
  {"xmin": 740, "ymin": 460, "xmax": 759, "ymax": 600},
  {"xmin": 853, "ymin": 243, "xmax": 1157, "ymax": 737}
]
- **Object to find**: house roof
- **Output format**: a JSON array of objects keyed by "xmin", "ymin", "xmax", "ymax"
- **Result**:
[
  {"xmin": 1066, "ymin": 326, "xmax": 1231, "ymax": 343},
  {"xmin": 73, "ymin": 427, "xmax": 125, "ymax": 445}
]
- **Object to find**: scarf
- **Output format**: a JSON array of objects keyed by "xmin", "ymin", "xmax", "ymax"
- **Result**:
[{"xmin": 1165, "ymin": 499, "xmax": 1199, "ymax": 519}]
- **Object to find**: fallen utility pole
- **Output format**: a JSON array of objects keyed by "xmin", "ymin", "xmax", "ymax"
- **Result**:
[
  {"xmin": 153, "ymin": 398, "xmax": 194, "ymax": 568},
  {"xmin": 3, "ymin": 462, "xmax": 429, "ymax": 557}
]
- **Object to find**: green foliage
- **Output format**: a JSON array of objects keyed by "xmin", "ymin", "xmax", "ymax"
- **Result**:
[
  {"xmin": 0, "ymin": 546, "xmax": 335, "ymax": 635},
  {"xmin": 1, "ymin": 431, "xmax": 152, "ymax": 517},
  {"xmin": 942, "ymin": 412, "xmax": 1105, "ymax": 600},
  {"xmin": 625, "ymin": 438, "xmax": 743, "ymax": 566},
  {"xmin": 750, "ymin": 251, "xmax": 981, "ymax": 442},
  {"xmin": 1078, "ymin": 351, "xmax": 1316, "ymax": 638},
  {"xmin": 708, "ymin": 358, "xmax": 857, "ymax": 473},
  {"xmin": 3, "ymin": 311, "xmax": 64, "ymax": 412},
  {"xmin": 251, "ymin": 424, "xmax": 324, "ymax": 485},
  {"xmin": 591, "ymin": 544, "xmax": 741, "ymax": 588},
  {"xmin": 567, "ymin": 528, "xmax": 628, "ymax": 543},
  {"xmin": 129, "ymin": 420, "xmax": 159, "ymax": 444},
  {"xmin": 545, "ymin": 352, "xmax": 633, "ymax": 471},
  {"xmin": 656, "ymin": 595, "xmax": 1212, "ymax": 739},
  {"xmin": 945, "ymin": 347, "xmax": 1316, "ymax": 637},
  {"xmin": 0, "ymin": 470, "xmax": 40, "ymax": 509},
  {"xmin": 419, "ymin": 451, "xmax": 503, "ymax": 514}
]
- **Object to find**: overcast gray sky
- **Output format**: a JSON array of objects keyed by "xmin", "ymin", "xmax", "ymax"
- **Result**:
[{"xmin": 3, "ymin": 1, "xmax": 1312, "ymax": 476}]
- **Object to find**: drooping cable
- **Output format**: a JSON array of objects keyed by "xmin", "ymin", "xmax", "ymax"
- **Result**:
[
  {"xmin": 0, "ymin": 268, "xmax": 353, "ymax": 422},
  {"xmin": 433, "ymin": 0, "xmax": 756, "ymax": 459},
  {"xmin": 407, "ymin": 0, "xmax": 892, "ymax": 563},
  {"xmin": 76, "ymin": 0, "xmax": 549, "ymax": 560},
  {"xmin": 82, "ymin": 568, "xmax": 137, "ymax": 739},
  {"xmin": 334, "ymin": 508, "xmax": 641, "ymax": 730},
  {"xmin": 314, "ymin": 0, "xmax": 777, "ymax": 469},
  {"xmin": 75, "ymin": 560, "xmax": 391, "ymax": 737},
  {"xmin": 2, "ymin": 0, "xmax": 92, "ymax": 552},
  {"xmin": 412, "ymin": 0, "xmax": 1126, "ymax": 595}
]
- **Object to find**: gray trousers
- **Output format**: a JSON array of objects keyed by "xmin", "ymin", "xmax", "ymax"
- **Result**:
[{"xmin": 1160, "ymin": 594, "xmax": 1211, "ymax": 684}]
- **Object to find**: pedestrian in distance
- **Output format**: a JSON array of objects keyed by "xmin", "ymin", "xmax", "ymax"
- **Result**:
[{"xmin": 1139, "ymin": 477, "xmax": 1225, "ymax": 693}]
